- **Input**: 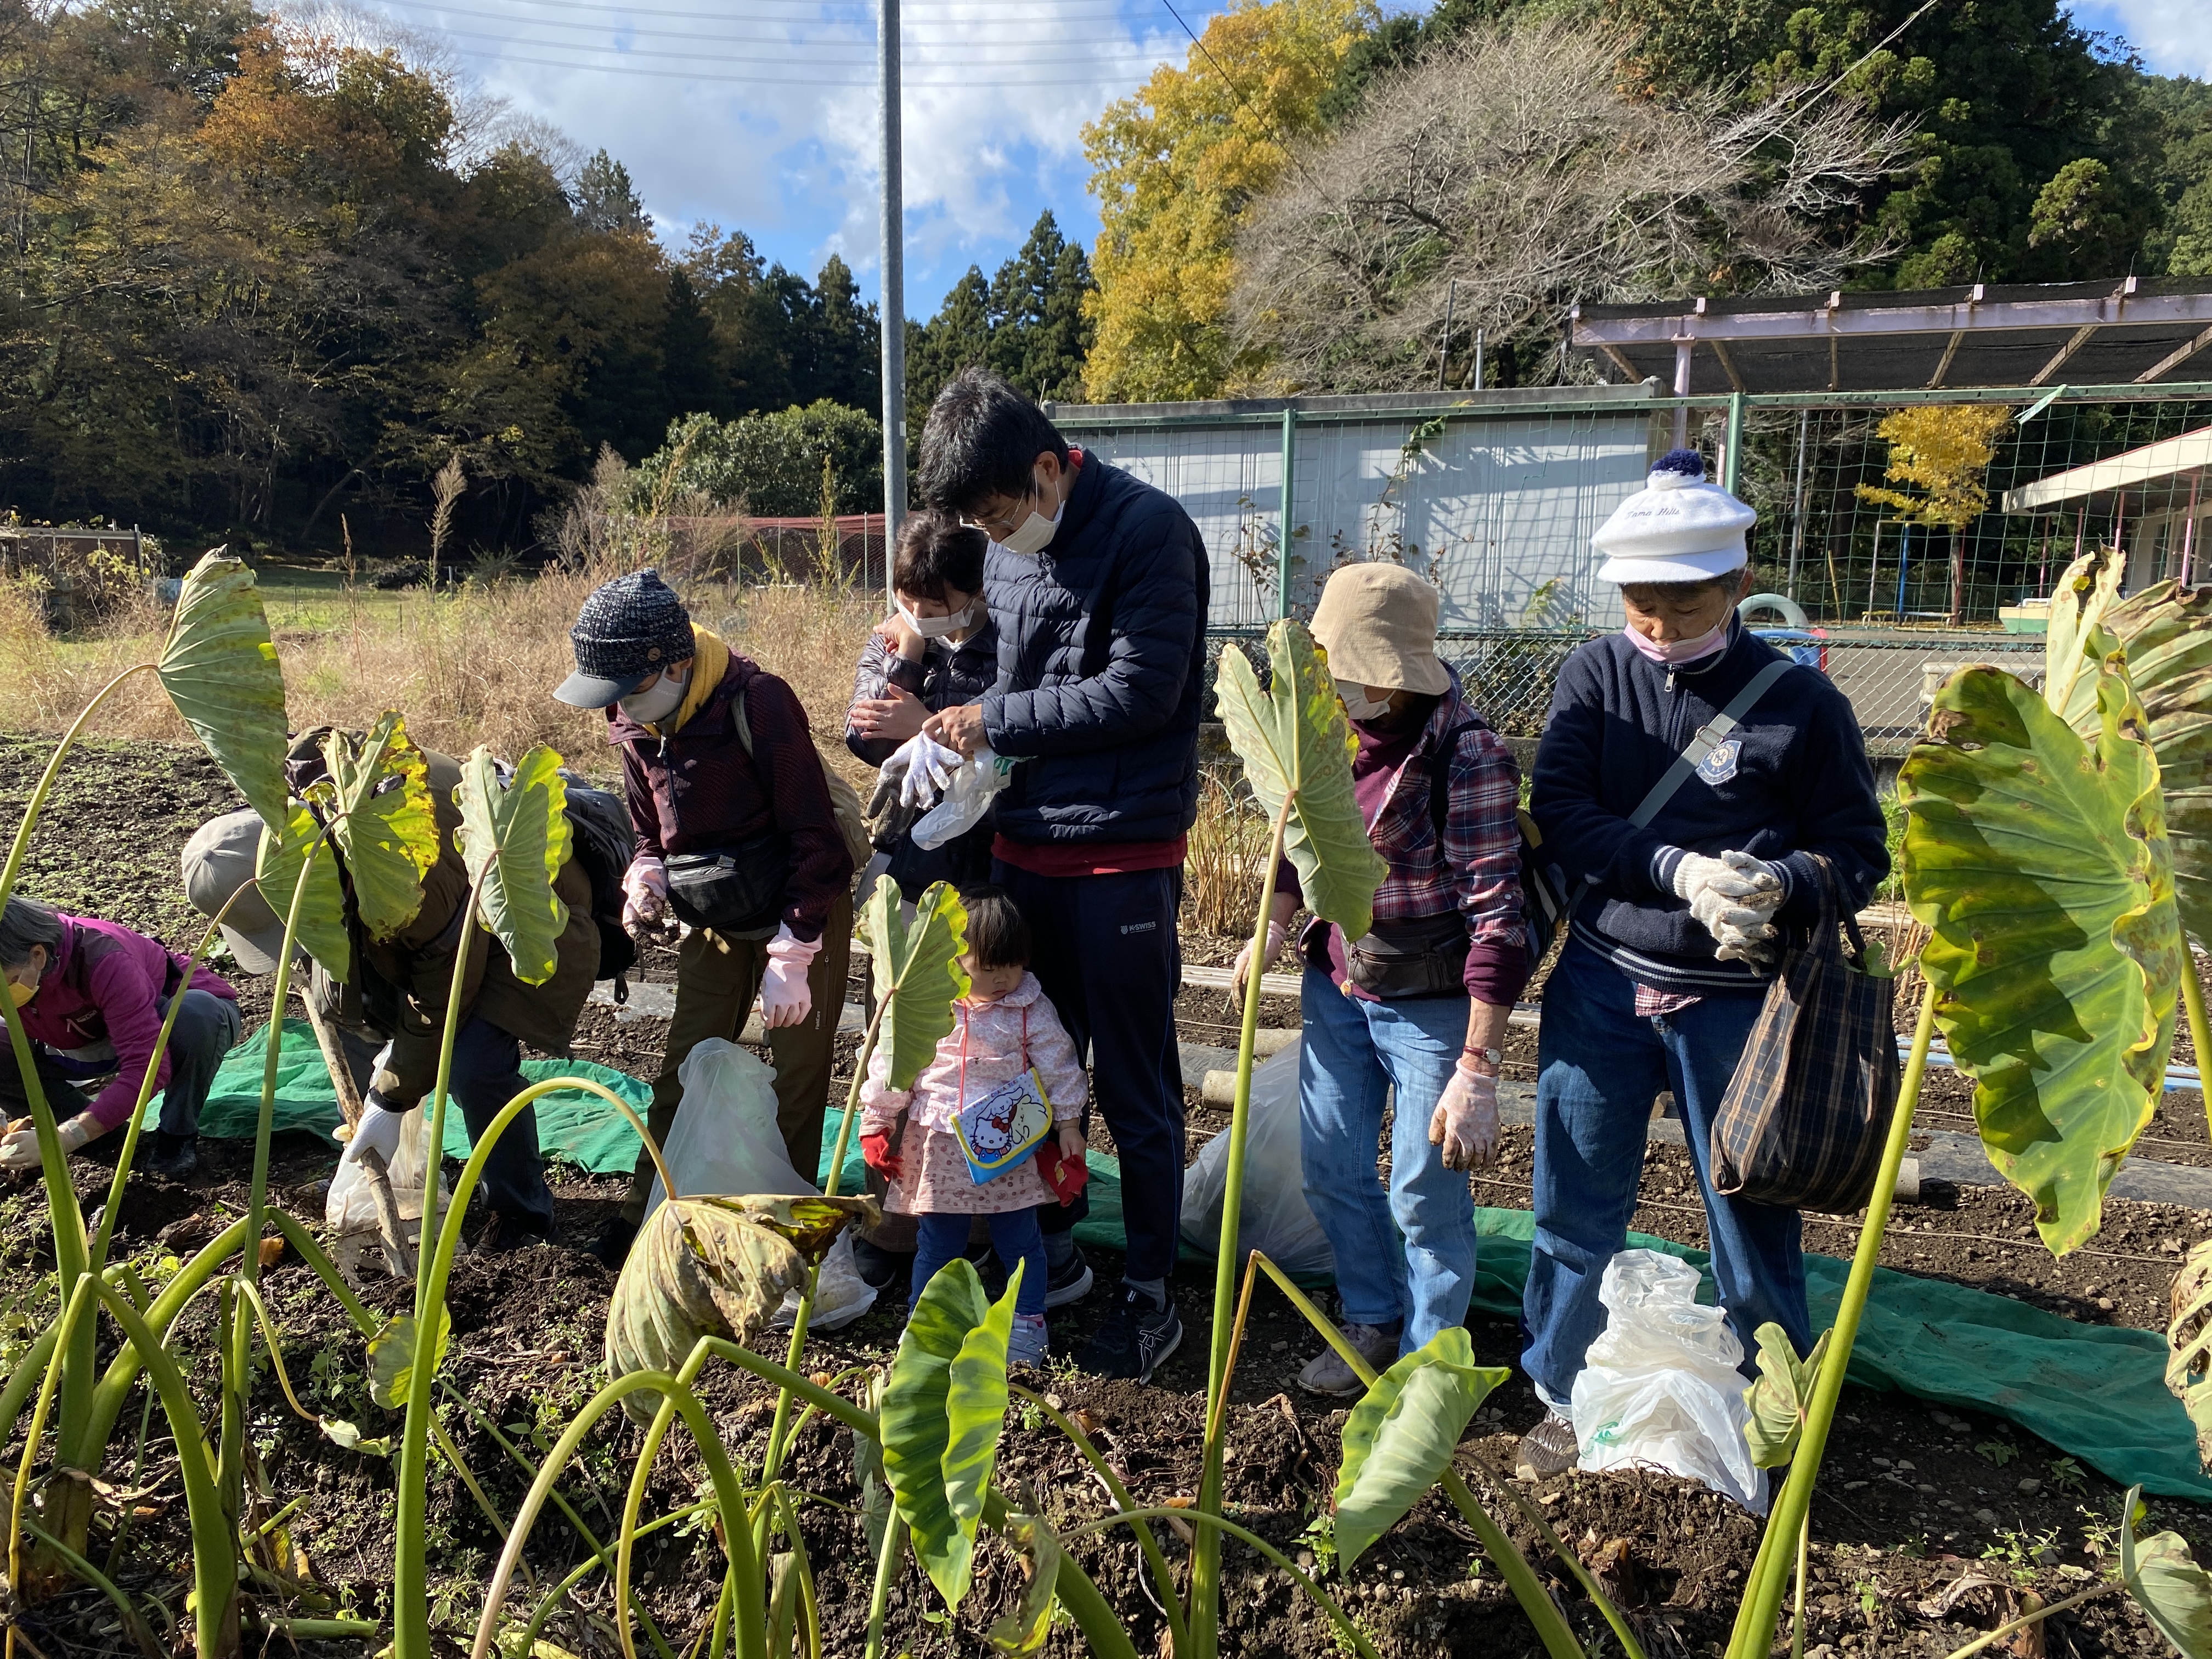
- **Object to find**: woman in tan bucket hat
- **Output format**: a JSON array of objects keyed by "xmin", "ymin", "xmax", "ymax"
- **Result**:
[{"xmin": 1234, "ymin": 561, "xmax": 1528, "ymax": 1395}]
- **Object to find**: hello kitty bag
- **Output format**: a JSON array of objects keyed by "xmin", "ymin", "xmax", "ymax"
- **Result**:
[{"xmin": 953, "ymin": 1005, "xmax": 1053, "ymax": 1183}]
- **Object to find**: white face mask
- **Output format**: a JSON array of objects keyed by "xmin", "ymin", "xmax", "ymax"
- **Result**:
[
  {"xmin": 619, "ymin": 667, "xmax": 688, "ymax": 725},
  {"xmin": 895, "ymin": 597, "xmax": 977, "ymax": 639},
  {"xmin": 1336, "ymin": 680, "xmax": 1392, "ymax": 722},
  {"xmin": 995, "ymin": 474, "xmax": 1064, "ymax": 557}
]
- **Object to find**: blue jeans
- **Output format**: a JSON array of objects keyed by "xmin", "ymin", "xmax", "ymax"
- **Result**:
[
  {"xmin": 444, "ymin": 1015, "xmax": 556, "ymax": 1233},
  {"xmin": 912, "ymin": 1209, "xmax": 1047, "ymax": 1318},
  {"xmin": 1298, "ymin": 968, "xmax": 1477, "ymax": 1355},
  {"xmin": 1521, "ymin": 940, "xmax": 1810, "ymax": 1409}
]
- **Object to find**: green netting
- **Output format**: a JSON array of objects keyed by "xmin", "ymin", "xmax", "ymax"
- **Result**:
[
  {"xmin": 154, "ymin": 1020, "xmax": 651, "ymax": 1174},
  {"xmin": 179, "ymin": 1025, "xmax": 2209, "ymax": 1500}
]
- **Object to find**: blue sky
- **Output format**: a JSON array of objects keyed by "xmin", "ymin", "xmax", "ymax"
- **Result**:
[{"xmin": 370, "ymin": 0, "xmax": 2207, "ymax": 326}]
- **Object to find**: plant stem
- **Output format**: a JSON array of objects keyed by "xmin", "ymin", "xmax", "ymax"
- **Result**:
[
  {"xmin": 1727, "ymin": 980, "xmax": 1940, "ymax": 1659},
  {"xmin": 2181, "ymin": 947, "xmax": 2212, "ymax": 1144},
  {"xmin": 862, "ymin": 1513, "xmax": 906, "ymax": 1659},
  {"xmin": 1189, "ymin": 788, "xmax": 1294, "ymax": 1659},
  {"xmin": 1937, "ymin": 1583, "xmax": 2115, "ymax": 1659},
  {"xmin": 15, "ymin": 1516, "xmax": 163, "ymax": 1659},
  {"xmin": 1793, "ymin": 1510, "xmax": 1810, "ymax": 1659}
]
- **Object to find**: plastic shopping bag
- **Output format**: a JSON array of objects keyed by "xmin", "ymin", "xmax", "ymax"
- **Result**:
[
  {"xmin": 1179, "ymin": 1047, "xmax": 1335, "ymax": 1280},
  {"xmin": 643, "ymin": 1039, "xmax": 876, "ymax": 1332},
  {"xmin": 1570, "ymin": 1250, "xmax": 1767, "ymax": 1512},
  {"xmin": 326, "ymin": 1099, "xmax": 450, "ymax": 1280},
  {"xmin": 912, "ymin": 749, "xmax": 1018, "ymax": 850}
]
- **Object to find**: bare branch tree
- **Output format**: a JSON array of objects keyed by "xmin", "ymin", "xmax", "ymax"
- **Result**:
[{"xmin": 1232, "ymin": 18, "xmax": 1914, "ymax": 392}]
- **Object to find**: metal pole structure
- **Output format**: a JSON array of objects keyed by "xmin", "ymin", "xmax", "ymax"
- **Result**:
[
  {"xmin": 1437, "ymin": 281, "xmax": 1456, "ymax": 392},
  {"xmin": 2183, "ymin": 471, "xmax": 2200, "ymax": 589},
  {"xmin": 1471, "ymin": 329, "xmax": 1484, "ymax": 392},
  {"xmin": 877, "ymin": 0, "xmax": 905, "ymax": 614},
  {"xmin": 1277, "ymin": 407, "xmax": 1297, "ymax": 620},
  {"xmin": 1720, "ymin": 392, "xmax": 1745, "ymax": 495},
  {"xmin": 1672, "ymin": 338, "xmax": 1692, "ymax": 449},
  {"xmin": 1785, "ymin": 408, "xmax": 1809, "ymax": 603}
]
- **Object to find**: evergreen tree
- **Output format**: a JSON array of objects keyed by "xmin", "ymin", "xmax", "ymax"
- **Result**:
[
  {"xmin": 986, "ymin": 210, "xmax": 1095, "ymax": 400},
  {"xmin": 906, "ymin": 266, "xmax": 995, "ymax": 435},
  {"xmin": 813, "ymin": 252, "xmax": 883, "ymax": 413},
  {"xmin": 575, "ymin": 148, "xmax": 650, "ymax": 234},
  {"xmin": 660, "ymin": 268, "xmax": 729, "ymax": 419}
]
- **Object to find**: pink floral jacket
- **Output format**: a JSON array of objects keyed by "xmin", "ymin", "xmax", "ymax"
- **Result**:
[{"xmin": 859, "ymin": 972, "xmax": 1087, "ymax": 1137}]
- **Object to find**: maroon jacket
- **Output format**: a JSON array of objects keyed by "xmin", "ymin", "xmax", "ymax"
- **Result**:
[
  {"xmin": 20, "ymin": 915, "xmax": 235, "ymax": 1130},
  {"xmin": 610, "ymin": 652, "xmax": 850, "ymax": 941}
]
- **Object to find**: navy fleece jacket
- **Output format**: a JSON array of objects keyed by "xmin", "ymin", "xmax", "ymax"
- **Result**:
[{"xmin": 1529, "ymin": 622, "xmax": 1887, "ymax": 995}]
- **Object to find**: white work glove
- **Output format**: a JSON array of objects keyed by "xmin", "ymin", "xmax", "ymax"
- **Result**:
[
  {"xmin": 1673, "ymin": 850, "xmax": 1784, "ymax": 957},
  {"xmin": 1232, "ymin": 919, "xmax": 1289, "ymax": 996},
  {"xmin": 911, "ymin": 748, "xmax": 1018, "ymax": 851},
  {"xmin": 1429, "ymin": 1063, "xmax": 1499, "ymax": 1172},
  {"xmin": 622, "ymin": 856, "xmax": 679, "ymax": 943},
  {"xmin": 338, "ymin": 1096, "xmax": 408, "ymax": 1170},
  {"xmin": 891, "ymin": 733, "xmax": 963, "ymax": 811},
  {"xmin": 759, "ymin": 926, "xmax": 821, "ymax": 1030},
  {"xmin": 0, "ymin": 1111, "xmax": 95, "ymax": 1172}
]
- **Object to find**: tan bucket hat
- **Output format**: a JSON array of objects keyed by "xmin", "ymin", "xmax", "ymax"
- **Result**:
[{"xmin": 1308, "ymin": 563, "xmax": 1449, "ymax": 696}]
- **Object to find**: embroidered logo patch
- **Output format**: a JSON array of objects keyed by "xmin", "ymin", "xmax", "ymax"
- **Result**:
[{"xmin": 1696, "ymin": 739, "xmax": 1741, "ymax": 786}]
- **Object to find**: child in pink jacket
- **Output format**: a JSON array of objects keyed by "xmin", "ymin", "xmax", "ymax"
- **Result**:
[{"xmin": 859, "ymin": 886, "xmax": 1086, "ymax": 1364}]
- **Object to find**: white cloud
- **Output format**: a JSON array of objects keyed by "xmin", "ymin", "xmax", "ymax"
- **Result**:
[
  {"xmin": 2065, "ymin": 0, "xmax": 2212, "ymax": 76},
  {"xmin": 373, "ymin": 0, "xmax": 1193, "ymax": 301}
]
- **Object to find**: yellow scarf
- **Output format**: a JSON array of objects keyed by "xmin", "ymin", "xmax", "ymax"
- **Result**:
[{"xmin": 647, "ymin": 623, "xmax": 730, "ymax": 737}]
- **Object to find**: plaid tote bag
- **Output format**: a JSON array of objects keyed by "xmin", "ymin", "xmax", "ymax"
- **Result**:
[{"xmin": 1709, "ymin": 855, "xmax": 1902, "ymax": 1214}]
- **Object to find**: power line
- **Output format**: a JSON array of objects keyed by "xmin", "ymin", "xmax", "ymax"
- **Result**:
[
  {"xmin": 437, "ymin": 38, "xmax": 1162, "ymax": 83},
  {"xmin": 417, "ymin": 21, "xmax": 1166, "ymax": 65}
]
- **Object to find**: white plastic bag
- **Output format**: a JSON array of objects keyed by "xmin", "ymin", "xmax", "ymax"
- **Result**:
[
  {"xmin": 1179, "ymin": 1047, "xmax": 1335, "ymax": 1280},
  {"xmin": 326, "ymin": 1102, "xmax": 451, "ymax": 1280},
  {"xmin": 1570, "ymin": 1250, "xmax": 1767, "ymax": 1512},
  {"xmin": 644, "ymin": 1039, "xmax": 877, "ymax": 1333},
  {"xmin": 912, "ymin": 749, "xmax": 1018, "ymax": 850}
]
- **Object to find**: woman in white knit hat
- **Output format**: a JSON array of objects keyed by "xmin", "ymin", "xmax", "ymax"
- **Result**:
[
  {"xmin": 1513, "ymin": 449, "xmax": 1887, "ymax": 1480},
  {"xmin": 1234, "ymin": 561, "xmax": 1528, "ymax": 1395}
]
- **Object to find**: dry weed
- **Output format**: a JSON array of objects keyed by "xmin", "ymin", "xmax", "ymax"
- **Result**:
[
  {"xmin": 1185, "ymin": 768, "xmax": 1274, "ymax": 939},
  {"xmin": 0, "ymin": 563, "xmax": 882, "ymax": 787}
]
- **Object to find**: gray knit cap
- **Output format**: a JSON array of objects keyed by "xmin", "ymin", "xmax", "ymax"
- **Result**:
[{"xmin": 555, "ymin": 568, "xmax": 696, "ymax": 708}]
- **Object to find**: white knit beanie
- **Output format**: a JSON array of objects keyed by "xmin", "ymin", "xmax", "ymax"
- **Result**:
[{"xmin": 1593, "ymin": 449, "xmax": 1757, "ymax": 585}]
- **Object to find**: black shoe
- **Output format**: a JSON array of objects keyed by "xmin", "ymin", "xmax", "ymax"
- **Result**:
[
  {"xmin": 1075, "ymin": 1284, "xmax": 1183, "ymax": 1383},
  {"xmin": 587, "ymin": 1215, "xmax": 637, "ymax": 1269},
  {"xmin": 137, "ymin": 1130, "xmax": 197, "ymax": 1180},
  {"xmin": 477, "ymin": 1211, "xmax": 556, "ymax": 1254},
  {"xmin": 1045, "ymin": 1244, "xmax": 1094, "ymax": 1309},
  {"xmin": 851, "ymin": 1235, "xmax": 907, "ymax": 1290}
]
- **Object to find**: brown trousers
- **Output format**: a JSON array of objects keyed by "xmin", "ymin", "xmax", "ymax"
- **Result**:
[{"xmin": 621, "ymin": 891, "xmax": 854, "ymax": 1225}]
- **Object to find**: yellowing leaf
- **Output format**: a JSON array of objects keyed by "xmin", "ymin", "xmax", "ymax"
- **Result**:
[
  {"xmin": 367, "ymin": 1306, "xmax": 450, "ymax": 1409},
  {"xmin": 256, "ymin": 805, "xmax": 350, "ymax": 981},
  {"xmin": 321, "ymin": 714, "xmax": 439, "ymax": 941},
  {"xmin": 455, "ymin": 745, "xmax": 571, "ymax": 985}
]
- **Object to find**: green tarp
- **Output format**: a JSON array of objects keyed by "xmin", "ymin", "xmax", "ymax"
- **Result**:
[{"xmin": 177, "ymin": 1024, "xmax": 2212, "ymax": 1502}]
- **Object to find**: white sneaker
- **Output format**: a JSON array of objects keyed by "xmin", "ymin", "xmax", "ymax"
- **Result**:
[
  {"xmin": 1295, "ymin": 1321, "xmax": 1401, "ymax": 1397},
  {"xmin": 1007, "ymin": 1312, "xmax": 1049, "ymax": 1367}
]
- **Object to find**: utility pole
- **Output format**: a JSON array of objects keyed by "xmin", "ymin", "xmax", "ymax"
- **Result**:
[{"xmin": 877, "ymin": 0, "xmax": 905, "ymax": 613}]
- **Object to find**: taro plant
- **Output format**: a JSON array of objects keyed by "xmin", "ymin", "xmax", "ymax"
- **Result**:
[{"xmin": 1723, "ymin": 546, "xmax": 2212, "ymax": 1659}]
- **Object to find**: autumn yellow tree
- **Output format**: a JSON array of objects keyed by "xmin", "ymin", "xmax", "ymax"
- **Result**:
[
  {"xmin": 1856, "ymin": 404, "xmax": 2014, "ymax": 622},
  {"xmin": 1081, "ymin": 0, "xmax": 1370, "ymax": 402}
]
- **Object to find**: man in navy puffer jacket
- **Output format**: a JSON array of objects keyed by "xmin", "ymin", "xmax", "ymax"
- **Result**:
[{"xmin": 918, "ymin": 368, "xmax": 1207, "ymax": 1384}]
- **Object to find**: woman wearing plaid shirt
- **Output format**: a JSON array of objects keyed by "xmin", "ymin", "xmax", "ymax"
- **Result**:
[{"xmin": 1235, "ymin": 563, "xmax": 1526, "ymax": 1396}]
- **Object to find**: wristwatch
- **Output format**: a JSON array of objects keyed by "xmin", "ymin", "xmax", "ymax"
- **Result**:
[{"xmin": 1462, "ymin": 1044, "xmax": 1503, "ymax": 1075}]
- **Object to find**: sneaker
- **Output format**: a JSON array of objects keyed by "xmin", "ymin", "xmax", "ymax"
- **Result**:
[
  {"xmin": 1045, "ymin": 1244, "xmax": 1094, "ymax": 1309},
  {"xmin": 1515, "ymin": 1410, "xmax": 1579, "ymax": 1481},
  {"xmin": 1075, "ymin": 1283, "xmax": 1183, "ymax": 1383},
  {"xmin": 587, "ymin": 1215, "xmax": 637, "ymax": 1269},
  {"xmin": 1007, "ymin": 1312, "xmax": 1049, "ymax": 1367},
  {"xmin": 1295, "ymin": 1321, "xmax": 1401, "ymax": 1398},
  {"xmin": 851, "ymin": 1235, "xmax": 907, "ymax": 1290},
  {"xmin": 137, "ymin": 1130, "xmax": 197, "ymax": 1180}
]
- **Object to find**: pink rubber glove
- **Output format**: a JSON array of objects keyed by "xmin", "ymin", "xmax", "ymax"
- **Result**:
[
  {"xmin": 1232, "ymin": 919, "xmax": 1289, "ymax": 997},
  {"xmin": 1429, "ymin": 1063, "xmax": 1499, "ymax": 1171},
  {"xmin": 759, "ymin": 926, "xmax": 821, "ymax": 1029}
]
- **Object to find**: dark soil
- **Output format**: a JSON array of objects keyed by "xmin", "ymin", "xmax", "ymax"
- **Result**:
[{"xmin": 0, "ymin": 736, "xmax": 2203, "ymax": 1657}]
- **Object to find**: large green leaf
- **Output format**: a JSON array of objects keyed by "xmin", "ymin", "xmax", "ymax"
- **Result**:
[
  {"xmin": 2121, "ymin": 1484, "xmax": 2212, "ymax": 1657},
  {"xmin": 1216, "ymin": 622, "xmax": 1386, "ymax": 936},
  {"xmin": 1332, "ymin": 1327, "xmax": 1507, "ymax": 1571},
  {"xmin": 2043, "ymin": 543, "xmax": 2124, "ymax": 720},
  {"xmin": 985, "ymin": 1512, "xmax": 1063, "ymax": 1656},
  {"xmin": 1742, "ymin": 1323, "xmax": 1830, "ymax": 1470},
  {"xmin": 454, "ymin": 745, "xmax": 572, "ymax": 985},
  {"xmin": 603, "ymin": 1194, "xmax": 877, "ymax": 1424},
  {"xmin": 255, "ymin": 805, "xmax": 351, "ymax": 981},
  {"xmin": 2051, "ymin": 574, "xmax": 2212, "ymax": 947},
  {"xmin": 1900, "ymin": 645, "xmax": 2183, "ymax": 1252},
  {"xmin": 156, "ymin": 550, "xmax": 290, "ymax": 830},
  {"xmin": 855, "ymin": 874, "xmax": 969, "ymax": 1090},
  {"xmin": 879, "ymin": 1257, "xmax": 1020, "ymax": 1608},
  {"xmin": 318, "ymin": 714, "xmax": 439, "ymax": 941}
]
